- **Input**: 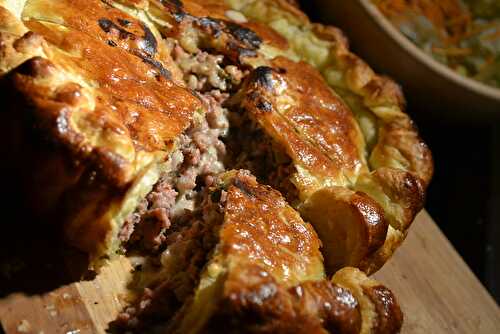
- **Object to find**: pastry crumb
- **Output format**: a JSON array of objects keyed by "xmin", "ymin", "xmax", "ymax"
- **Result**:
[{"xmin": 17, "ymin": 319, "xmax": 31, "ymax": 333}]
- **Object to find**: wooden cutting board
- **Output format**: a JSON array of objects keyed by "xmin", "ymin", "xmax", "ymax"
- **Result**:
[{"xmin": 0, "ymin": 211, "xmax": 499, "ymax": 333}]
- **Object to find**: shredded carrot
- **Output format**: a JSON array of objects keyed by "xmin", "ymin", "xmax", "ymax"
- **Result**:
[
  {"xmin": 376, "ymin": 0, "xmax": 471, "ymax": 42},
  {"xmin": 374, "ymin": 0, "xmax": 500, "ymax": 86}
]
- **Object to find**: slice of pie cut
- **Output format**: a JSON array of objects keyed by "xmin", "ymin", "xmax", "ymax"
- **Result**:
[{"xmin": 118, "ymin": 170, "xmax": 402, "ymax": 334}]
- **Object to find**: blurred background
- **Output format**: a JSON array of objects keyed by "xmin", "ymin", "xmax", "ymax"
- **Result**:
[{"xmin": 301, "ymin": 0, "xmax": 500, "ymax": 302}]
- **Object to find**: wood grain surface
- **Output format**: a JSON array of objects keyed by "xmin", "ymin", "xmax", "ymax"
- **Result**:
[{"xmin": 0, "ymin": 211, "xmax": 498, "ymax": 333}]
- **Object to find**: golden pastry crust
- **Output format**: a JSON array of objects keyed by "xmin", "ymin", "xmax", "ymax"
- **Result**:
[
  {"xmin": 206, "ymin": 266, "xmax": 402, "ymax": 334},
  {"xmin": 332, "ymin": 267, "xmax": 404, "ymax": 334},
  {"xmin": 235, "ymin": 57, "xmax": 368, "ymax": 196},
  {"xmin": 163, "ymin": 170, "xmax": 324, "ymax": 333},
  {"xmin": 167, "ymin": 171, "xmax": 402, "ymax": 334},
  {"xmin": 1, "ymin": 0, "xmax": 432, "ymax": 278},
  {"xmin": 0, "ymin": 0, "xmax": 202, "ymax": 265},
  {"xmin": 231, "ymin": 57, "xmax": 392, "ymax": 274},
  {"xmin": 205, "ymin": 264, "xmax": 362, "ymax": 334},
  {"xmin": 1, "ymin": 2, "xmax": 414, "ymax": 331},
  {"xmin": 222, "ymin": 0, "xmax": 433, "ymax": 274},
  {"xmin": 216, "ymin": 170, "xmax": 325, "ymax": 285}
]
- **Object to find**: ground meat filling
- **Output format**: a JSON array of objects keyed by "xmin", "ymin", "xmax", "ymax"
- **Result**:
[
  {"xmin": 119, "ymin": 39, "xmax": 237, "ymax": 253},
  {"xmin": 170, "ymin": 37, "xmax": 245, "ymax": 91},
  {"xmin": 116, "ymin": 23, "xmax": 301, "ymax": 331},
  {"xmin": 116, "ymin": 190, "xmax": 226, "ymax": 330},
  {"xmin": 225, "ymin": 111, "xmax": 299, "ymax": 205},
  {"xmin": 120, "ymin": 181, "xmax": 178, "ymax": 251}
]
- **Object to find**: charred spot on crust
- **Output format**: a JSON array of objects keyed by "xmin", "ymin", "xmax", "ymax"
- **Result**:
[
  {"xmin": 161, "ymin": 0, "xmax": 185, "ymax": 21},
  {"xmin": 233, "ymin": 178, "xmax": 256, "ymax": 198},
  {"xmin": 233, "ymin": 47, "xmax": 257, "ymax": 58},
  {"xmin": 98, "ymin": 18, "xmax": 158, "ymax": 57},
  {"xmin": 251, "ymin": 66, "xmax": 276, "ymax": 90},
  {"xmin": 162, "ymin": 8, "xmax": 262, "ymax": 62},
  {"xmin": 170, "ymin": 0, "xmax": 184, "ymax": 7},
  {"xmin": 117, "ymin": 18, "xmax": 131, "ymax": 27},
  {"xmin": 257, "ymin": 100, "xmax": 272, "ymax": 112},
  {"xmin": 98, "ymin": 18, "xmax": 113, "ymax": 33},
  {"xmin": 137, "ymin": 54, "xmax": 172, "ymax": 80},
  {"xmin": 140, "ymin": 23, "xmax": 158, "ymax": 56},
  {"xmin": 97, "ymin": 18, "xmax": 133, "ymax": 40},
  {"xmin": 172, "ymin": 12, "xmax": 186, "ymax": 22},
  {"xmin": 161, "ymin": 0, "xmax": 183, "ymax": 10},
  {"xmin": 197, "ymin": 17, "xmax": 224, "ymax": 38},
  {"xmin": 192, "ymin": 17, "xmax": 261, "ymax": 57},
  {"xmin": 97, "ymin": 17, "xmax": 166, "ymax": 77},
  {"xmin": 225, "ymin": 22, "xmax": 262, "ymax": 49}
]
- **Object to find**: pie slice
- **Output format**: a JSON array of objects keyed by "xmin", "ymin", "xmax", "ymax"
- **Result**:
[{"xmin": 118, "ymin": 171, "xmax": 402, "ymax": 334}]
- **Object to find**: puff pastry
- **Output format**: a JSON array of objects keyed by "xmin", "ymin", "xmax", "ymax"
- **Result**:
[
  {"xmin": 0, "ymin": 0, "xmax": 431, "ymax": 273},
  {"xmin": 1, "ymin": 0, "xmax": 432, "ymax": 332},
  {"xmin": 116, "ymin": 171, "xmax": 402, "ymax": 333}
]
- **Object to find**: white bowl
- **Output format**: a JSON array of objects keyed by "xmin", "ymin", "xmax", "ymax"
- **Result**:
[{"xmin": 313, "ymin": 0, "xmax": 500, "ymax": 122}]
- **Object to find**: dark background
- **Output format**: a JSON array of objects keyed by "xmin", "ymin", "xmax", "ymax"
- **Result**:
[{"xmin": 301, "ymin": 1, "xmax": 500, "ymax": 302}]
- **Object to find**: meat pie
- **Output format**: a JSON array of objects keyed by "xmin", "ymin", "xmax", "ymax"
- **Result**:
[
  {"xmin": 0, "ymin": 0, "xmax": 433, "ymax": 332},
  {"xmin": 116, "ymin": 171, "xmax": 402, "ymax": 334}
]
